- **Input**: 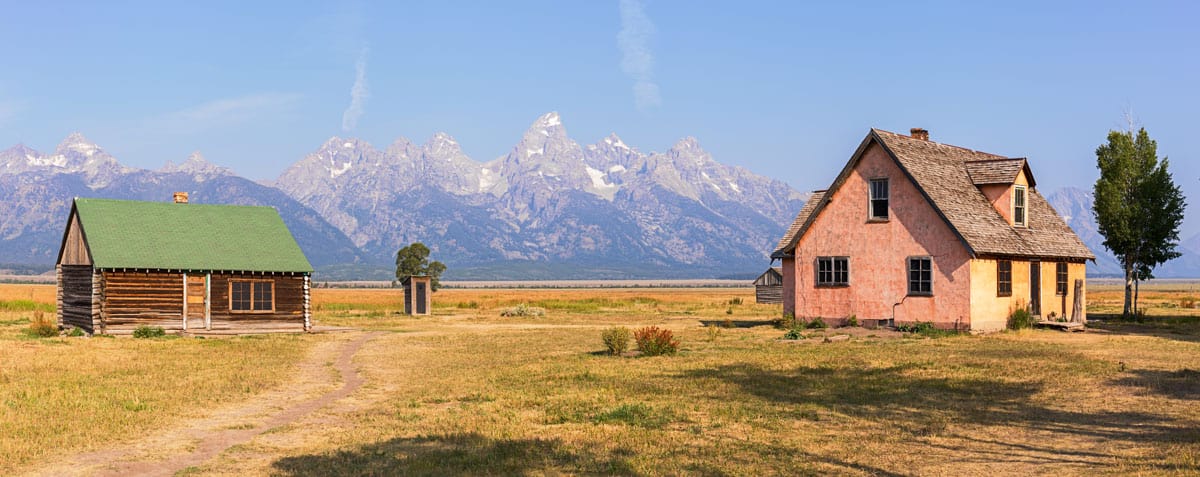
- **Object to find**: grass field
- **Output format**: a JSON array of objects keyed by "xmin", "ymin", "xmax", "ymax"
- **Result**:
[{"xmin": 2, "ymin": 283, "xmax": 1199, "ymax": 475}]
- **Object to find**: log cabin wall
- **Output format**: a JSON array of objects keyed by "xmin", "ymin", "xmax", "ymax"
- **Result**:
[
  {"xmin": 208, "ymin": 273, "xmax": 307, "ymax": 332},
  {"xmin": 59, "ymin": 265, "xmax": 98, "ymax": 333},
  {"xmin": 100, "ymin": 271, "xmax": 185, "ymax": 334}
]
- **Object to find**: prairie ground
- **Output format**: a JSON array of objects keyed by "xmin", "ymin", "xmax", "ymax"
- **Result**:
[{"xmin": 1, "ymin": 283, "xmax": 1198, "ymax": 475}]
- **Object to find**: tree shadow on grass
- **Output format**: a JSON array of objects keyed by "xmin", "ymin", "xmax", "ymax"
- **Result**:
[
  {"xmin": 271, "ymin": 432, "xmax": 640, "ymax": 476},
  {"xmin": 1088, "ymin": 313, "xmax": 1200, "ymax": 344},
  {"xmin": 682, "ymin": 363, "xmax": 1195, "ymax": 471},
  {"xmin": 1111, "ymin": 368, "xmax": 1200, "ymax": 400}
]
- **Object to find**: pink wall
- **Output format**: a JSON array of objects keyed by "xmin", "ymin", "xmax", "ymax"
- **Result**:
[{"xmin": 786, "ymin": 141, "xmax": 973, "ymax": 328}]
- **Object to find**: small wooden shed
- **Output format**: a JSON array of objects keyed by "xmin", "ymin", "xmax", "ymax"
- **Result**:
[
  {"xmin": 56, "ymin": 195, "xmax": 314, "ymax": 335},
  {"xmin": 754, "ymin": 267, "xmax": 783, "ymax": 304},
  {"xmin": 402, "ymin": 275, "xmax": 432, "ymax": 315}
]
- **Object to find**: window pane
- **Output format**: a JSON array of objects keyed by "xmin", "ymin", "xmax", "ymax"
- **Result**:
[
  {"xmin": 253, "ymin": 282, "xmax": 272, "ymax": 311},
  {"xmin": 869, "ymin": 180, "xmax": 889, "ymax": 219},
  {"xmin": 231, "ymin": 282, "xmax": 251, "ymax": 311}
]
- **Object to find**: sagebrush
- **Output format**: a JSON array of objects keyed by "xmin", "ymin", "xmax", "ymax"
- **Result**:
[{"xmin": 601, "ymin": 326, "xmax": 632, "ymax": 355}]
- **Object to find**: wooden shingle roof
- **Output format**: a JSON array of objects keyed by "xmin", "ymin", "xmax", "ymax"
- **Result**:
[
  {"xmin": 773, "ymin": 190, "xmax": 825, "ymax": 253},
  {"xmin": 964, "ymin": 158, "xmax": 1036, "ymax": 187},
  {"xmin": 65, "ymin": 198, "xmax": 314, "ymax": 273},
  {"xmin": 773, "ymin": 129, "xmax": 1093, "ymax": 261}
]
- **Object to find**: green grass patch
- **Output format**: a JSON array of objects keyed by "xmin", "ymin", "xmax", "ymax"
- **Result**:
[
  {"xmin": 592, "ymin": 403, "xmax": 676, "ymax": 428},
  {"xmin": 0, "ymin": 300, "xmax": 55, "ymax": 313}
]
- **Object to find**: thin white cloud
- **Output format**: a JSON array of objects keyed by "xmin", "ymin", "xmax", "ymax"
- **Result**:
[
  {"xmin": 618, "ymin": 0, "xmax": 661, "ymax": 111},
  {"xmin": 342, "ymin": 46, "xmax": 370, "ymax": 131},
  {"xmin": 160, "ymin": 93, "xmax": 301, "ymax": 133}
]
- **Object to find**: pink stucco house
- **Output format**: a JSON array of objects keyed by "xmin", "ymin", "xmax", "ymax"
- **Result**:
[{"xmin": 771, "ymin": 128, "xmax": 1094, "ymax": 332}]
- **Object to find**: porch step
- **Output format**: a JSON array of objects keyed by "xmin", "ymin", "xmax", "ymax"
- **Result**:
[{"xmin": 1035, "ymin": 320, "xmax": 1086, "ymax": 332}]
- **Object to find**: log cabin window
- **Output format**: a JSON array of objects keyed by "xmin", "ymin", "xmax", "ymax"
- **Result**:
[
  {"xmin": 908, "ymin": 256, "xmax": 932, "ymax": 296},
  {"xmin": 869, "ymin": 178, "xmax": 889, "ymax": 220},
  {"xmin": 997, "ymin": 260, "xmax": 1012, "ymax": 296},
  {"xmin": 230, "ymin": 280, "xmax": 274, "ymax": 312},
  {"xmin": 816, "ymin": 256, "xmax": 849, "ymax": 287},
  {"xmin": 1013, "ymin": 185, "xmax": 1027, "ymax": 227},
  {"xmin": 1055, "ymin": 262, "xmax": 1068, "ymax": 296}
]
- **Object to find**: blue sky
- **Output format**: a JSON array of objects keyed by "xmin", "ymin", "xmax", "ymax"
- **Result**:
[{"xmin": 3, "ymin": 1, "xmax": 1198, "ymax": 235}]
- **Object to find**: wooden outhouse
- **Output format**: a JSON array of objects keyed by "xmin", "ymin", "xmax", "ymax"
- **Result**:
[
  {"xmin": 56, "ymin": 195, "xmax": 314, "ymax": 335},
  {"xmin": 402, "ymin": 275, "xmax": 432, "ymax": 315},
  {"xmin": 753, "ymin": 267, "xmax": 783, "ymax": 304}
]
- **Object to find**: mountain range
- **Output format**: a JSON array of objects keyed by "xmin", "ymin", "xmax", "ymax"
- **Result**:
[
  {"xmin": 2, "ymin": 115, "xmax": 1195, "ymax": 279},
  {"xmin": 0, "ymin": 113, "xmax": 807, "ymax": 279}
]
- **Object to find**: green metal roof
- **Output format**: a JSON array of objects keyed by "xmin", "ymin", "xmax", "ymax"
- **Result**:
[{"xmin": 73, "ymin": 198, "xmax": 313, "ymax": 273}]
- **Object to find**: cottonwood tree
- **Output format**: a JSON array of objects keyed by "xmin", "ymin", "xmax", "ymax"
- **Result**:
[
  {"xmin": 1093, "ymin": 127, "xmax": 1186, "ymax": 316},
  {"xmin": 395, "ymin": 242, "xmax": 447, "ymax": 291}
]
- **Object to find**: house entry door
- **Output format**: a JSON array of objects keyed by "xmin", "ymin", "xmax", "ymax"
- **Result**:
[
  {"xmin": 1029, "ymin": 261, "xmax": 1041, "ymax": 317},
  {"xmin": 183, "ymin": 274, "xmax": 206, "ymax": 331}
]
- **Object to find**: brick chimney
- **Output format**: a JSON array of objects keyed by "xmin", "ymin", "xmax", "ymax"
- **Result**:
[
  {"xmin": 910, "ymin": 128, "xmax": 929, "ymax": 141},
  {"xmin": 173, "ymin": 192, "xmax": 188, "ymax": 204}
]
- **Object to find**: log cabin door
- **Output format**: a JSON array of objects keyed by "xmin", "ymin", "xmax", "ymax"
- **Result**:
[
  {"xmin": 1029, "ymin": 261, "xmax": 1042, "ymax": 317},
  {"xmin": 416, "ymin": 281, "xmax": 428, "ymax": 314},
  {"xmin": 184, "ymin": 274, "xmax": 207, "ymax": 331}
]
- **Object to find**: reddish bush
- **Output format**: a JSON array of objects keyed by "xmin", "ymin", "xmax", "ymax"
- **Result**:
[{"xmin": 634, "ymin": 326, "xmax": 679, "ymax": 356}]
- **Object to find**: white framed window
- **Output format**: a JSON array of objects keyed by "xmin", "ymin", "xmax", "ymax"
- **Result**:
[
  {"xmin": 1013, "ymin": 185, "xmax": 1027, "ymax": 227},
  {"xmin": 869, "ymin": 178, "xmax": 889, "ymax": 220}
]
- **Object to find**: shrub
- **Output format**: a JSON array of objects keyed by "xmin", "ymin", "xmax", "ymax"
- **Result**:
[
  {"xmin": 805, "ymin": 317, "xmax": 827, "ymax": 329},
  {"xmin": 67, "ymin": 327, "xmax": 85, "ymax": 337},
  {"xmin": 720, "ymin": 319, "xmax": 735, "ymax": 329},
  {"xmin": 634, "ymin": 326, "xmax": 679, "ymax": 356},
  {"xmin": 727, "ymin": 297, "xmax": 743, "ymax": 305},
  {"xmin": 133, "ymin": 325, "xmax": 166, "ymax": 339},
  {"xmin": 782, "ymin": 328, "xmax": 805, "ymax": 340},
  {"xmin": 499, "ymin": 303, "xmax": 546, "ymax": 317},
  {"xmin": 896, "ymin": 321, "xmax": 935, "ymax": 333},
  {"xmin": 601, "ymin": 326, "xmax": 632, "ymax": 355},
  {"xmin": 725, "ymin": 306, "xmax": 733, "ymax": 315},
  {"xmin": 26, "ymin": 310, "xmax": 58, "ymax": 338},
  {"xmin": 705, "ymin": 325, "xmax": 720, "ymax": 342},
  {"xmin": 845, "ymin": 314, "xmax": 858, "ymax": 327},
  {"xmin": 1007, "ymin": 308, "xmax": 1035, "ymax": 330},
  {"xmin": 774, "ymin": 313, "xmax": 798, "ymax": 329}
]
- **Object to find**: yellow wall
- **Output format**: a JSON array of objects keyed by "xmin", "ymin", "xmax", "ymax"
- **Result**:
[{"xmin": 969, "ymin": 258, "xmax": 1086, "ymax": 331}]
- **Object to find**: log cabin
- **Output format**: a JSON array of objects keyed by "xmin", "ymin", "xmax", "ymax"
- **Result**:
[
  {"xmin": 56, "ymin": 193, "xmax": 313, "ymax": 335},
  {"xmin": 771, "ymin": 128, "xmax": 1094, "ymax": 332}
]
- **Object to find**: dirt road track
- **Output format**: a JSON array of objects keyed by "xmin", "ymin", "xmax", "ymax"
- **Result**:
[{"xmin": 30, "ymin": 331, "xmax": 381, "ymax": 477}]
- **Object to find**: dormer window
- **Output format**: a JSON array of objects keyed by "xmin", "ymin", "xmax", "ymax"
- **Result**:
[
  {"xmin": 869, "ymin": 178, "xmax": 889, "ymax": 220},
  {"xmin": 1013, "ymin": 185, "xmax": 1027, "ymax": 227}
]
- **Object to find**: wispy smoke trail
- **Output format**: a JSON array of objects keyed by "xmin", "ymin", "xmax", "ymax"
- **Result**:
[
  {"xmin": 618, "ymin": 0, "xmax": 660, "ymax": 111},
  {"xmin": 342, "ymin": 47, "xmax": 370, "ymax": 131}
]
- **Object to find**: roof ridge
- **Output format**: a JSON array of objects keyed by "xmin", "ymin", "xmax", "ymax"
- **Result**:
[{"xmin": 871, "ymin": 128, "xmax": 1007, "ymax": 159}]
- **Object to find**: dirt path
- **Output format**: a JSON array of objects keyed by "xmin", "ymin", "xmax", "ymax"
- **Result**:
[{"xmin": 30, "ymin": 331, "xmax": 382, "ymax": 477}]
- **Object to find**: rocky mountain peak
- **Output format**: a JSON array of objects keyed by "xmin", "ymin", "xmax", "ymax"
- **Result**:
[
  {"xmin": 55, "ymin": 132, "xmax": 102, "ymax": 158},
  {"xmin": 161, "ymin": 151, "xmax": 233, "ymax": 178},
  {"xmin": 423, "ymin": 132, "xmax": 465, "ymax": 157}
]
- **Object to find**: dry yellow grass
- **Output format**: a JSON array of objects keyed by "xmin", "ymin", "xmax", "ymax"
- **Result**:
[{"xmin": 5, "ymin": 283, "xmax": 1200, "ymax": 475}]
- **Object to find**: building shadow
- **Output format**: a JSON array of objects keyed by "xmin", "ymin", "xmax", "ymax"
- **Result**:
[{"xmin": 271, "ymin": 432, "xmax": 640, "ymax": 476}]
